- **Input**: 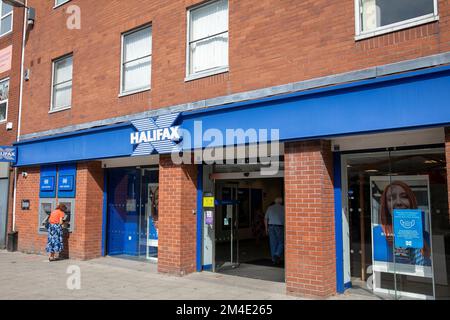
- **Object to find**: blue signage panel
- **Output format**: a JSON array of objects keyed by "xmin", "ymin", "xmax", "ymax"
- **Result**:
[
  {"xmin": 40, "ymin": 176, "xmax": 55, "ymax": 192},
  {"xmin": 40, "ymin": 165, "xmax": 57, "ymax": 198},
  {"xmin": 58, "ymin": 175, "xmax": 74, "ymax": 191},
  {"xmin": 58, "ymin": 164, "xmax": 77, "ymax": 198},
  {"xmin": 13, "ymin": 66, "xmax": 450, "ymax": 167},
  {"xmin": 393, "ymin": 209, "xmax": 424, "ymax": 249},
  {"xmin": 0, "ymin": 146, "xmax": 16, "ymax": 163}
]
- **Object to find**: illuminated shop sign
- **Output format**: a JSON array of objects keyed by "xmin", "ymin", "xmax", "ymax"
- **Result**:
[{"xmin": 130, "ymin": 113, "xmax": 181, "ymax": 156}]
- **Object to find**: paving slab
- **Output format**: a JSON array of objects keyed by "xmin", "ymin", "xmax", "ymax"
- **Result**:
[{"xmin": 0, "ymin": 250, "xmax": 380, "ymax": 300}]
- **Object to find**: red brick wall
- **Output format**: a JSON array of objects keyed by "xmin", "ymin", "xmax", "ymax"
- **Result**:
[
  {"xmin": 158, "ymin": 156, "xmax": 197, "ymax": 275},
  {"xmin": 0, "ymin": 6, "xmax": 24, "ymax": 146},
  {"xmin": 284, "ymin": 140, "xmax": 336, "ymax": 297},
  {"xmin": 14, "ymin": 162, "xmax": 103, "ymax": 260},
  {"xmin": 20, "ymin": 0, "xmax": 450, "ymax": 136},
  {"xmin": 1, "ymin": 8, "xmax": 26, "ymax": 238}
]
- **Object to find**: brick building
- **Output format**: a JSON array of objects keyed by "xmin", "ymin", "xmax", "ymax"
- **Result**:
[
  {"xmin": 0, "ymin": 2, "xmax": 25, "ymax": 250},
  {"xmin": 5, "ymin": 0, "xmax": 450, "ymax": 299}
]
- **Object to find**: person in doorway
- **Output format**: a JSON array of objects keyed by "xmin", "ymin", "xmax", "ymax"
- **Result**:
[
  {"xmin": 265, "ymin": 197, "xmax": 285, "ymax": 265},
  {"xmin": 373, "ymin": 181, "xmax": 431, "ymax": 266},
  {"xmin": 46, "ymin": 204, "xmax": 67, "ymax": 262}
]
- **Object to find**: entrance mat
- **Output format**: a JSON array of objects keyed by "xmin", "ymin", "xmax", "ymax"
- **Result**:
[
  {"xmin": 244, "ymin": 258, "xmax": 284, "ymax": 269},
  {"xmin": 218, "ymin": 263, "xmax": 285, "ymax": 283}
]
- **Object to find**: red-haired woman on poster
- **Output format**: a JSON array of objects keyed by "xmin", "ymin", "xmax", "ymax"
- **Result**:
[{"xmin": 373, "ymin": 181, "xmax": 431, "ymax": 266}]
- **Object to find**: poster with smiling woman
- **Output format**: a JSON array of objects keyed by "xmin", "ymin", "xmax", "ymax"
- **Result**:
[{"xmin": 370, "ymin": 175, "xmax": 434, "ymax": 298}]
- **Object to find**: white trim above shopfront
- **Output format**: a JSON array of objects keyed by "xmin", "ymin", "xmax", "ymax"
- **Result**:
[
  {"xmin": 332, "ymin": 127, "xmax": 445, "ymax": 152},
  {"xmin": 101, "ymin": 155, "xmax": 160, "ymax": 169}
]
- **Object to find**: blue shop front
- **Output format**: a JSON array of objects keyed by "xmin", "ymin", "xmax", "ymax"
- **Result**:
[{"xmin": 13, "ymin": 64, "xmax": 450, "ymax": 299}]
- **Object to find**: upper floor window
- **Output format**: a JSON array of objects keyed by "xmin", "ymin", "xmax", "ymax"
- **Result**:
[
  {"xmin": 187, "ymin": 0, "xmax": 228, "ymax": 80},
  {"xmin": 0, "ymin": 78, "xmax": 9, "ymax": 122},
  {"xmin": 55, "ymin": 0, "xmax": 71, "ymax": 7},
  {"xmin": 121, "ymin": 25, "xmax": 152, "ymax": 95},
  {"xmin": 0, "ymin": 2, "xmax": 13, "ymax": 37},
  {"xmin": 51, "ymin": 55, "xmax": 73, "ymax": 111},
  {"xmin": 356, "ymin": 0, "xmax": 438, "ymax": 39}
]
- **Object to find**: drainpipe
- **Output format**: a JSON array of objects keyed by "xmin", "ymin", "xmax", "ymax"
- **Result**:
[{"xmin": 12, "ymin": 0, "xmax": 29, "ymax": 232}]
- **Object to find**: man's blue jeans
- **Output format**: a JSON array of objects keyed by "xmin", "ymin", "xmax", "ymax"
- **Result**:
[{"xmin": 268, "ymin": 225, "xmax": 284, "ymax": 262}]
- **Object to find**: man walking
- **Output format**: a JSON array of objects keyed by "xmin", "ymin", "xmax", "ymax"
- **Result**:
[{"xmin": 265, "ymin": 197, "xmax": 285, "ymax": 265}]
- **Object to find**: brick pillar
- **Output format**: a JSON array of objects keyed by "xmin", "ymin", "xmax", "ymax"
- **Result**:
[
  {"xmin": 68, "ymin": 161, "xmax": 104, "ymax": 260},
  {"xmin": 158, "ymin": 155, "xmax": 198, "ymax": 275},
  {"xmin": 284, "ymin": 140, "xmax": 336, "ymax": 298},
  {"xmin": 446, "ymin": 128, "xmax": 450, "ymax": 225}
]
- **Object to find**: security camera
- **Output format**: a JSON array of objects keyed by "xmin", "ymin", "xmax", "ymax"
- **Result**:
[
  {"xmin": 22, "ymin": 172, "xmax": 28, "ymax": 178},
  {"xmin": 172, "ymin": 135, "xmax": 183, "ymax": 144}
]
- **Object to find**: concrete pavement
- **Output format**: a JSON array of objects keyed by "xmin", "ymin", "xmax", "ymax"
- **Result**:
[{"xmin": 0, "ymin": 250, "xmax": 379, "ymax": 300}]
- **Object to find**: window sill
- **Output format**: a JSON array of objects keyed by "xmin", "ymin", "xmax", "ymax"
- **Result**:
[
  {"xmin": 355, "ymin": 15, "xmax": 439, "ymax": 41},
  {"xmin": 118, "ymin": 87, "xmax": 151, "ymax": 98},
  {"xmin": 0, "ymin": 120, "xmax": 6, "ymax": 124},
  {"xmin": 0, "ymin": 30, "xmax": 13, "ymax": 40},
  {"xmin": 49, "ymin": 106, "xmax": 71, "ymax": 114},
  {"xmin": 53, "ymin": 0, "xmax": 71, "ymax": 9},
  {"xmin": 185, "ymin": 67, "xmax": 229, "ymax": 82}
]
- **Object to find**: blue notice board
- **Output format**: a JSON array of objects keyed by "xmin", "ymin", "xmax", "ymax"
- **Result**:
[
  {"xmin": 58, "ymin": 175, "xmax": 74, "ymax": 191},
  {"xmin": 40, "ymin": 165, "xmax": 57, "ymax": 198},
  {"xmin": 393, "ymin": 209, "xmax": 424, "ymax": 249},
  {"xmin": 40, "ymin": 176, "xmax": 55, "ymax": 191},
  {"xmin": 58, "ymin": 164, "xmax": 77, "ymax": 198}
]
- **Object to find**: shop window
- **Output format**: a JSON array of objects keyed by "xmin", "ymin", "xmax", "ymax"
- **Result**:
[
  {"xmin": 0, "ymin": 2, "xmax": 12, "ymax": 37},
  {"xmin": 344, "ymin": 148, "xmax": 450, "ymax": 299},
  {"xmin": 356, "ymin": 0, "xmax": 438, "ymax": 39},
  {"xmin": 0, "ymin": 78, "xmax": 9, "ymax": 122},
  {"xmin": 120, "ymin": 25, "xmax": 152, "ymax": 95},
  {"xmin": 51, "ymin": 55, "xmax": 73, "ymax": 112},
  {"xmin": 186, "ymin": 0, "xmax": 229, "ymax": 80}
]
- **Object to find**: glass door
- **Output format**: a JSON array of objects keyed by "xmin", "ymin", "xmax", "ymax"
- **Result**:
[
  {"xmin": 139, "ymin": 168, "xmax": 159, "ymax": 261},
  {"xmin": 215, "ymin": 183, "xmax": 240, "ymax": 270}
]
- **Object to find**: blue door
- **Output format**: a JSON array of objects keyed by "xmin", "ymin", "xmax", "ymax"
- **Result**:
[
  {"xmin": 107, "ymin": 167, "xmax": 159, "ymax": 259},
  {"xmin": 107, "ymin": 168, "xmax": 140, "ymax": 256}
]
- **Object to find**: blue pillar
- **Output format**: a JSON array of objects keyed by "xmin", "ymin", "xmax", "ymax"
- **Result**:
[
  {"xmin": 334, "ymin": 152, "xmax": 345, "ymax": 294},
  {"xmin": 101, "ymin": 169, "xmax": 108, "ymax": 257},
  {"xmin": 196, "ymin": 164, "xmax": 203, "ymax": 272}
]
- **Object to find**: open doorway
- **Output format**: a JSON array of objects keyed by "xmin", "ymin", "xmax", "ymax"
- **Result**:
[{"xmin": 212, "ymin": 176, "xmax": 285, "ymax": 283}]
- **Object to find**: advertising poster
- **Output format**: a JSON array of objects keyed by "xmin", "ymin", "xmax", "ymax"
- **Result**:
[{"xmin": 370, "ymin": 175, "xmax": 433, "ymax": 282}]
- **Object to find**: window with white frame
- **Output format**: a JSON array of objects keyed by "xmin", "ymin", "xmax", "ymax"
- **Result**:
[
  {"xmin": 51, "ymin": 55, "xmax": 73, "ymax": 111},
  {"xmin": 187, "ymin": 0, "xmax": 229, "ymax": 77},
  {"xmin": 357, "ymin": 0, "xmax": 437, "ymax": 36},
  {"xmin": 55, "ymin": 0, "xmax": 71, "ymax": 7},
  {"xmin": 0, "ymin": 79, "xmax": 8, "ymax": 122},
  {"xmin": 121, "ymin": 25, "xmax": 152, "ymax": 94},
  {"xmin": 0, "ymin": 2, "xmax": 13, "ymax": 37}
]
